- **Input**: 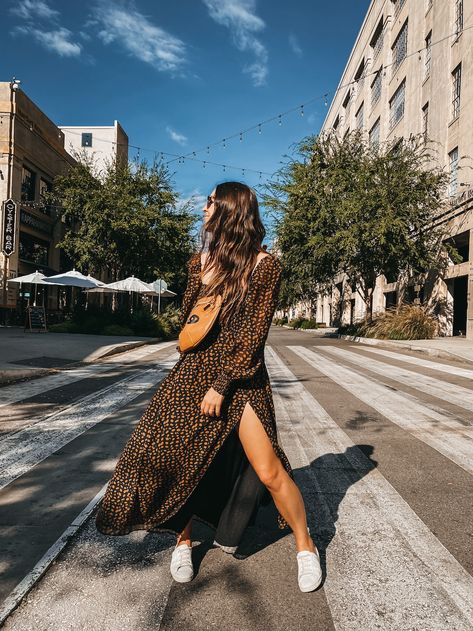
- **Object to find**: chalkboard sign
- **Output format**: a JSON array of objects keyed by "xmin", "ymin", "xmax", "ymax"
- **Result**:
[{"xmin": 25, "ymin": 306, "xmax": 47, "ymax": 332}]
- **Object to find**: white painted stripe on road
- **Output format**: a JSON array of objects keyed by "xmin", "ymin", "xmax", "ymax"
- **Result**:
[
  {"xmin": 0, "ymin": 482, "xmax": 109, "ymax": 627},
  {"xmin": 0, "ymin": 340, "xmax": 176, "ymax": 409},
  {"xmin": 350, "ymin": 345, "xmax": 473, "ymax": 379},
  {"xmin": 0, "ymin": 354, "xmax": 179, "ymax": 491},
  {"xmin": 267, "ymin": 346, "xmax": 473, "ymax": 630},
  {"xmin": 287, "ymin": 346, "xmax": 473, "ymax": 476},
  {"xmin": 322, "ymin": 345, "xmax": 473, "ymax": 412}
]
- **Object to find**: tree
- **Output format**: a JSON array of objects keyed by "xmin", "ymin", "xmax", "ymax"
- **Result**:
[
  {"xmin": 264, "ymin": 129, "xmax": 460, "ymax": 321},
  {"xmin": 48, "ymin": 153, "xmax": 198, "ymax": 293}
]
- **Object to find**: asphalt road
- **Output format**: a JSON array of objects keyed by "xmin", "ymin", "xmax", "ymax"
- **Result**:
[{"xmin": 0, "ymin": 330, "xmax": 472, "ymax": 630}]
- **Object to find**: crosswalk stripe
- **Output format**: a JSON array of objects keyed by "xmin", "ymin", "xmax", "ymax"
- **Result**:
[
  {"xmin": 287, "ymin": 346, "xmax": 473, "ymax": 476},
  {"xmin": 0, "ymin": 341, "xmax": 176, "ymax": 409},
  {"xmin": 321, "ymin": 345, "xmax": 473, "ymax": 412},
  {"xmin": 266, "ymin": 346, "xmax": 473, "ymax": 630},
  {"xmin": 349, "ymin": 345, "xmax": 473, "ymax": 379},
  {"xmin": 0, "ymin": 354, "xmax": 178, "ymax": 491}
]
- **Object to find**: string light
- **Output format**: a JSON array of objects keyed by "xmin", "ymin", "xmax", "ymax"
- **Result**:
[
  {"xmin": 223, "ymin": 138, "xmax": 226, "ymax": 148},
  {"xmin": 240, "ymin": 132, "xmax": 243, "ymax": 142},
  {"xmin": 324, "ymin": 94, "xmax": 328, "ymax": 107},
  {"xmin": 258, "ymin": 123, "xmax": 262, "ymax": 134},
  {"xmin": 300, "ymin": 105, "xmax": 304, "ymax": 117},
  {"xmin": 278, "ymin": 114, "xmax": 282, "ymax": 126}
]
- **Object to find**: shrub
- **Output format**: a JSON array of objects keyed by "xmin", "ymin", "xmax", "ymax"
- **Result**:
[
  {"xmin": 340, "ymin": 304, "xmax": 438, "ymax": 340},
  {"xmin": 49, "ymin": 321, "xmax": 81, "ymax": 333},
  {"xmin": 300, "ymin": 319, "xmax": 318, "ymax": 330},
  {"xmin": 288, "ymin": 317, "xmax": 305, "ymax": 329},
  {"xmin": 101, "ymin": 324, "xmax": 135, "ymax": 336}
]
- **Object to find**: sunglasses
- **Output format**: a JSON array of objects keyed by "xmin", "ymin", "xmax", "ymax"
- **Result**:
[{"xmin": 205, "ymin": 195, "xmax": 215, "ymax": 209}]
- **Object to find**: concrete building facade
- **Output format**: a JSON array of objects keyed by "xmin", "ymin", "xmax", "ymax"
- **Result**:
[
  {"xmin": 312, "ymin": 0, "xmax": 473, "ymax": 337},
  {"xmin": 59, "ymin": 121, "xmax": 128, "ymax": 178},
  {"xmin": 0, "ymin": 81, "xmax": 128, "ymax": 318}
]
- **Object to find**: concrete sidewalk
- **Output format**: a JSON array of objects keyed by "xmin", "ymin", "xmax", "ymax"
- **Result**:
[
  {"xmin": 0, "ymin": 326, "xmax": 164, "ymax": 385},
  {"xmin": 338, "ymin": 333, "xmax": 473, "ymax": 364}
]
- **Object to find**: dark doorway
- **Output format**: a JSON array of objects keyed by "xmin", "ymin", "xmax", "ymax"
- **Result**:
[{"xmin": 452, "ymin": 275, "xmax": 467, "ymax": 336}]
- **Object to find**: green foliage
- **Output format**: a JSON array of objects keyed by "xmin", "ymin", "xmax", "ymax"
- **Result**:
[
  {"xmin": 101, "ymin": 324, "xmax": 135, "ymax": 336},
  {"xmin": 288, "ymin": 317, "xmax": 305, "ymax": 329},
  {"xmin": 264, "ymin": 129, "xmax": 457, "ymax": 320},
  {"xmin": 300, "ymin": 319, "xmax": 318, "ymax": 329},
  {"xmin": 47, "ymin": 154, "xmax": 198, "ymax": 297}
]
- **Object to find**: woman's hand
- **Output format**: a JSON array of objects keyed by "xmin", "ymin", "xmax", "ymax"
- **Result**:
[{"xmin": 201, "ymin": 387, "xmax": 224, "ymax": 417}]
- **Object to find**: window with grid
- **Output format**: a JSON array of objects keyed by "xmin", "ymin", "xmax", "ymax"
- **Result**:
[
  {"xmin": 371, "ymin": 69, "xmax": 382, "ymax": 107},
  {"xmin": 389, "ymin": 80, "xmax": 406, "ymax": 130},
  {"xmin": 422, "ymin": 102, "xmax": 429, "ymax": 143},
  {"xmin": 392, "ymin": 20, "xmax": 408, "ymax": 73},
  {"xmin": 452, "ymin": 63, "xmax": 461, "ymax": 119},
  {"xmin": 393, "ymin": 0, "xmax": 406, "ymax": 18},
  {"xmin": 355, "ymin": 59, "xmax": 365, "ymax": 91},
  {"xmin": 369, "ymin": 118, "xmax": 381, "ymax": 148},
  {"xmin": 356, "ymin": 103, "xmax": 364, "ymax": 129},
  {"xmin": 333, "ymin": 115, "xmax": 340, "ymax": 131},
  {"xmin": 449, "ymin": 147, "xmax": 459, "ymax": 196},
  {"xmin": 424, "ymin": 31, "xmax": 432, "ymax": 80},
  {"xmin": 342, "ymin": 90, "xmax": 352, "ymax": 120},
  {"xmin": 371, "ymin": 19, "xmax": 384, "ymax": 61},
  {"xmin": 455, "ymin": 0, "xmax": 463, "ymax": 35}
]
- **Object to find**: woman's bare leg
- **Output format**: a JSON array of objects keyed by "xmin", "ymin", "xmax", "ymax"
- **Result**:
[
  {"xmin": 237, "ymin": 401, "xmax": 315, "ymax": 553},
  {"xmin": 176, "ymin": 517, "xmax": 193, "ymax": 547}
]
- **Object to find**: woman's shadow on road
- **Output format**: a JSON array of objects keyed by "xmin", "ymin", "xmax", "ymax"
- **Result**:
[{"xmin": 191, "ymin": 444, "xmax": 378, "ymax": 583}]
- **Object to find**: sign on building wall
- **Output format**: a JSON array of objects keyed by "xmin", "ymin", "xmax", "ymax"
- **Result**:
[{"xmin": 2, "ymin": 199, "xmax": 17, "ymax": 256}]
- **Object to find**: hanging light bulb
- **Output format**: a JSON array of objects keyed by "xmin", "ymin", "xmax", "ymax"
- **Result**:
[
  {"xmin": 240, "ymin": 132, "xmax": 243, "ymax": 142},
  {"xmin": 324, "ymin": 94, "xmax": 328, "ymax": 107},
  {"xmin": 278, "ymin": 115, "xmax": 282, "ymax": 126},
  {"xmin": 223, "ymin": 165, "xmax": 226, "ymax": 173},
  {"xmin": 242, "ymin": 169, "xmax": 245, "ymax": 177},
  {"xmin": 207, "ymin": 146, "xmax": 210, "ymax": 154},
  {"xmin": 300, "ymin": 105, "xmax": 304, "ymax": 117},
  {"xmin": 203, "ymin": 161, "xmax": 206, "ymax": 169},
  {"xmin": 192, "ymin": 151, "xmax": 196, "ymax": 158},
  {"xmin": 223, "ymin": 138, "xmax": 226, "ymax": 148},
  {"xmin": 258, "ymin": 123, "xmax": 262, "ymax": 134},
  {"xmin": 259, "ymin": 171, "xmax": 262, "ymax": 180}
]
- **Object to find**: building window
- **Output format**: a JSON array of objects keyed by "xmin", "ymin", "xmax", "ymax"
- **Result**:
[
  {"xmin": 371, "ymin": 19, "xmax": 384, "ymax": 61},
  {"xmin": 355, "ymin": 59, "xmax": 365, "ymax": 91},
  {"xmin": 449, "ymin": 147, "xmax": 459, "ymax": 196},
  {"xmin": 19, "ymin": 231, "xmax": 49, "ymax": 266},
  {"xmin": 392, "ymin": 20, "xmax": 408, "ymax": 73},
  {"xmin": 424, "ymin": 31, "xmax": 432, "ymax": 80},
  {"xmin": 39, "ymin": 179, "xmax": 53, "ymax": 216},
  {"xmin": 81, "ymin": 132, "xmax": 93, "ymax": 147},
  {"xmin": 389, "ymin": 80, "xmax": 406, "ymax": 130},
  {"xmin": 393, "ymin": 0, "xmax": 406, "ymax": 18},
  {"xmin": 333, "ymin": 115, "xmax": 340, "ymax": 131},
  {"xmin": 356, "ymin": 102, "xmax": 364, "ymax": 130},
  {"xmin": 422, "ymin": 102, "xmax": 429, "ymax": 143},
  {"xmin": 21, "ymin": 166, "xmax": 36, "ymax": 202},
  {"xmin": 369, "ymin": 118, "xmax": 381, "ymax": 148},
  {"xmin": 342, "ymin": 89, "xmax": 352, "ymax": 122},
  {"xmin": 455, "ymin": 0, "xmax": 464, "ymax": 35},
  {"xmin": 452, "ymin": 63, "xmax": 462, "ymax": 119},
  {"xmin": 371, "ymin": 68, "xmax": 382, "ymax": 107}
]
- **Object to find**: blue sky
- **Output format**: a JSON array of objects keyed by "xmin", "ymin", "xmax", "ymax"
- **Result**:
[{"xmin": 2, "ymin": 0, "xmax": 370, "ymax": 243}]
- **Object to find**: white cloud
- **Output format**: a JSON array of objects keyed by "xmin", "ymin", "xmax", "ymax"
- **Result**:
[
  {"xmin": 202, "ymin": 0, "xmax": 268, "ymax": 87},
  {"xmin": 10, "ymin": 0, "xmax": 82, "ymax": 57},
  {"xmin": 10, "ymin": 0, "xmax": 59, "ymax": 20},
  {"xmin": 93, "ymin": 1, "xmax": 187, "ymax": 74},
  {"xmin": 166, "ymin": 126, "xmax": 188, "ymax": 146},
  {"xmin": 289, "ymin": 33, "xmax": 303, "ymax": 57},
  {"xmin": 177, "ymin": 189, "xmax": 207, "ymax": 212}
]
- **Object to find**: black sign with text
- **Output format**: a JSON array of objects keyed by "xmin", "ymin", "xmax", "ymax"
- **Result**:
[
  {"xmin": 2, "ymin": 199, "xmax": 17, "ymax": 256},
  {"xmin": 26, "ymin": 305, "xmax": 47, "ymax": 332}
]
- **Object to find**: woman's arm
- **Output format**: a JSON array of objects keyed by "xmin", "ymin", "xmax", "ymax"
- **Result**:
[{"xmin": 210, "ymin": 256, "xmax": 282, "ymax": 397}]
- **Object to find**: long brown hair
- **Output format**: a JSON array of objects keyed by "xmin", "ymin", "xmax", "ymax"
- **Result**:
[{"xmin": 199, "ymin": 181, "xmax": 268, "ymax": 326}]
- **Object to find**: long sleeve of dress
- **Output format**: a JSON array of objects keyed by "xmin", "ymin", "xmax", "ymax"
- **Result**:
[
  {"xmin": 178, "ymin": 253, "xmax": 201, "ymax": 332},
  {"xmin": 211, "ymin": 256, "xmax": 282, "ymax": 398}
]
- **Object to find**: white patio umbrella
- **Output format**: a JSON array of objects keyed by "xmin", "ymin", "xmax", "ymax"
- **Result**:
[
  {"xmin": 8, "ymin": 270, "xmax": 50, "ymax": 305},
  {"xmin": 146, "ymin": 279, "xmax": 177, "ymax": 314},
  {"xmin": 43, "ymin": 269, "xmax": 101, "ymax": 289},
  {"xmin": 103, "ymin": 275, "xmax": 157, "ymax": 294}
]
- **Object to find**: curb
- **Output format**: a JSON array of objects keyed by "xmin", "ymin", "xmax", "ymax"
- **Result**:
[
  {"xmin": 0, "ymin": 337, "xmax": 165, "ymax": 387},
  {"xmin": 337, "ymin": 334, "xmax": 473, "ymax": 365}
]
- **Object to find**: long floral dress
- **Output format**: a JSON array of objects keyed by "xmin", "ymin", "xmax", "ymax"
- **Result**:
[{"xmin": 95, "ymin": 251, "xmax": 294, "ymax": 548}]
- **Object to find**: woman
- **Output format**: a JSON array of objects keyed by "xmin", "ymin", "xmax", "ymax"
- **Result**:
[{"xmin": 95, "ymin": 181, "xmax": 322, "ymax": 593}]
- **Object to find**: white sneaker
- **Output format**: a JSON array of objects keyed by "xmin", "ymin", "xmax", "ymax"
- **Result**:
[
  {"xmin": 297, "ymin": 544, "xmax": 322, "ymax": 592},
  {"xmin": 170, "ymin": 543, "xmax": 194, "ymax": 583}
]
